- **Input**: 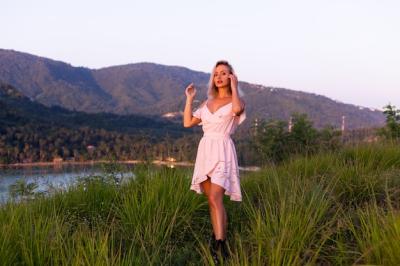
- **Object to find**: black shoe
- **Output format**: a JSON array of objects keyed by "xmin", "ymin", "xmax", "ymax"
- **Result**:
[
  {"xmin": 210, "ymin": 238, "xmax": 230, "ymax": 264},
  {"xmin": 209, "ymin": 235, "xmax": 219, "ymax": 264},
  {"xmin": 216, "ymin": 239, "xmax": 229, "ymax": 259}
]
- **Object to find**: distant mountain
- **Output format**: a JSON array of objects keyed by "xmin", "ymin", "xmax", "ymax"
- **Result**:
[
  {"xmin": 0, "ymin": 82, "xmax": 201, "ymax": 164},
  {"xmin": 0, "ymin": 81, "xmax": 186, "ymax": 137},
  {"xmin": 93, "ymin": 63, "xmax": 209, "ymax": 114},
  {"xmin": 0, "ymin": 49, "xmax": 385, "ymax": 129}
]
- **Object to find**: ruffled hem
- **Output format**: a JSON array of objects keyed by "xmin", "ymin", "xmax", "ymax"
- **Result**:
[{"xmin": 190, "ymin": 174, "xmax": 242, "ymax": 202}]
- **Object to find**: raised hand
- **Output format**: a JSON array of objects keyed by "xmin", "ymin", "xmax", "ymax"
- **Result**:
[
  {"xmin": 229, "ymin": 74, "xmax": 238, "ymax": 91},
  {"xmin": 185, "ymin": 83, "xmax": 196, "ymax": 100}
]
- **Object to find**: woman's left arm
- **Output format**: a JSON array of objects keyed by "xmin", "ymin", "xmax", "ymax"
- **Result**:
[{"xmin": 230, "ymin": 74, "xmax": 245, "ymax": 115}]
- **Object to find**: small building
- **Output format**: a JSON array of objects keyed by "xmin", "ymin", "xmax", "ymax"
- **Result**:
[
  {"xmin": 53, "ymin": 157, "xmax": 63, "ymax": 164},
  {"xmin": 86, "ymin": 145, "xmax": 96, "ymax": 151},
  {"xmin": 165, "ymin": 157, "xmax": 177, "ymax": 162}
]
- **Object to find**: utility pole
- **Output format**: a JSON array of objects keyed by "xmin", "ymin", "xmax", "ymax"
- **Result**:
[
  {"xmin": 341, "ymin": 115, "xmax": 346, "ymax": 133},
  {"xmin": 341, "ymin": 115, "xmax": 346, "ymax": 142},
  {"xmin": 288, "ymin": 116, "xmax": 293, "ymax": 133},
  {"xmin": 253, "ymin": 118, "xmax": 259, "ymax": 136}
]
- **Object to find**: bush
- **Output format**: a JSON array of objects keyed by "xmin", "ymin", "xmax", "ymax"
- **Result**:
[{"xmin": 253, "ymin": 113, "xmax": 341, "ymax": 164}]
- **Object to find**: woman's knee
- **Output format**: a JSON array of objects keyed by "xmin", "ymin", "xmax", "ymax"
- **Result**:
[
  {"xmin": 200, "ymin": 177, "xmax": 211, "ymax": 196},
  {"xmin": 207, "ymin": 193, "xmax": 223, "ymax": 208}
]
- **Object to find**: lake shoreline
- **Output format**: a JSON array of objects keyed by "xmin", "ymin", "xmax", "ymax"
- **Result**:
[
  {"xmin": 0, "ymin": 160, "xmax": 260, "ymax": 171},
  {"xmin": 0, "ymin": 160, "xmax": 194, "ymax": 168}
]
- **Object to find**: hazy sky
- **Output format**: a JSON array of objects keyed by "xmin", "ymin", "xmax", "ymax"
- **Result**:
[{"xmin": 2, "ymin": 0, "xmax": 399, "ymax": 109}]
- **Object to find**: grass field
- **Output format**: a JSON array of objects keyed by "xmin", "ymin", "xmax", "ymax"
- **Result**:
[{"xmin": 1, "ymin": 143, "xmax": 400, "ymax": 265}]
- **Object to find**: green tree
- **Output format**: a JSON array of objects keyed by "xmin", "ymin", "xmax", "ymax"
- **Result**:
[
  {"xmin": 253, "ymin": 119, "xmax": 289, "ymax": 163},
  {"xmin": 318, "ymin": 125, "xmax": 342, "ymax": 151},
  {"xmin": 380, "ymin": 104, "xmax": 400, "ymax": 139},
  {"xmin": 288, "ymin": 113, "xmax": 319, "ymax": 154},
  {"xmin": 253, "ymin": 113, "xmax": 339, "ymax": 164}
]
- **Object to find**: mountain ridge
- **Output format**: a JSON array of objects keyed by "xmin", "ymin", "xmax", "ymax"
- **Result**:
[
  {"xmin": 0, "ymin": 81, "xmax": 187, "ymax": 136},
  {"xmin": 0, "ymin": 48, "xmax": 385, "ymax": 129}
]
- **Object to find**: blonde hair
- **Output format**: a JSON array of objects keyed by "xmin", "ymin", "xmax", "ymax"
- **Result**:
[{"xmin": 207, "ymin": 60, "xmax": 235, "ymax": 99}]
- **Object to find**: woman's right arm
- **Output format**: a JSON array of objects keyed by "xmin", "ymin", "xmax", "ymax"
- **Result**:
[{"xmin": 183, "ymin": 83, "xmax": 202, "ymax": 128}]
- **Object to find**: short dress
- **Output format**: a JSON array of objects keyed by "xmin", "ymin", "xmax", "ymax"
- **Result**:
[{"xmin": 190, "ymin": 100, "xmax": 246, "ymax": 201}]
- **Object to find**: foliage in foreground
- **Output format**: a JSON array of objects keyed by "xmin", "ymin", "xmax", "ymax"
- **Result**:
[{"xmin": 1, "ymin": 143, "xmax": 400, "ymax": 265}]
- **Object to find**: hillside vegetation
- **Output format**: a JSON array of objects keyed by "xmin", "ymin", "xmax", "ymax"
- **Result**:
[
  {"xmin": 1, "ymin": 143, "xmax": 400, "ymax": 265},
  {"xmin": 0, "ymin": 49, "xmax": 384, "ymax": 129}
]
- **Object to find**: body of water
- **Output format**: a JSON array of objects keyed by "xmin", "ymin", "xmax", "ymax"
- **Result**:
[
  {"xmin": 0, "ymin": 162, "xmax": 259, "ymax": 203},
  {"xmin": 0, "ymin": 163, "xmax": 135, "ymax": 203}
]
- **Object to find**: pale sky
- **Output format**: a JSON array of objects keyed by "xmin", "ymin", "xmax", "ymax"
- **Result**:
[{"xmin": 2, "ymin": 0, "xmax": 399, "ymax": 110}]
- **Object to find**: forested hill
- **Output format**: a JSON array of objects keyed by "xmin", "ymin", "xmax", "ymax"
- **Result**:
[
  {"xmin": 0, "ymin": 48, "xmax": 385, "ymax": 129},
  {"xmin": 0, "ymin": 82, "xmax": 186, "ymax": 137},
  {"xmin": 0, "ymin": 82, "xmax": 201, "ymax": 164}
]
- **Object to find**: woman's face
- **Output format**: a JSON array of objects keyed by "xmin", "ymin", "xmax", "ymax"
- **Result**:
[{"xmin": 213, "ymin": 64, "xmax": 231, "ymax": 88}]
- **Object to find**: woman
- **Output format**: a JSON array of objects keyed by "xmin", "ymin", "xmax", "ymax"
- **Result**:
[{"xmin": 183, "ymin": 60, "xmax": 246, "ymax": 260}]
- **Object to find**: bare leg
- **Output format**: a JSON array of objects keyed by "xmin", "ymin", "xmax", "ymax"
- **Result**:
[
  {"xmin": 200, "ymin": 177, "xmax": 218, "ymax": 237},
  {"xmin": 223, "ymin": 204, "xmax": 228, "ymax": 237},
  {"xmin": 200, "ymin": 176, "xmax": 211, "ymax": 197},
  {"xmin": 200, "ymin": 176, "xmax": 227, "ymax": 240}
]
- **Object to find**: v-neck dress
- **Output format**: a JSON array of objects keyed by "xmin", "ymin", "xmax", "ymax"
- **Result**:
[{"xmin": 190, "ymin": 100, "xmax": 246, "ymax": 201}]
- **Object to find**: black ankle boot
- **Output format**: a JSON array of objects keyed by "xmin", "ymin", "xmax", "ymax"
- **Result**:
[
  {"xmin": 216, "ymin": 239, "xmax": 229, "ymax": 259},
  {"xmin": 209, "ymin": 234, "xmax": 219, "ymax": 264},
  {"xmin": 211, "ymin": 239, "xmax": 220, "ymax": 264},
  {"xmin": 210, "ymin": 237, "xmax": 229, "ymax": 264}
]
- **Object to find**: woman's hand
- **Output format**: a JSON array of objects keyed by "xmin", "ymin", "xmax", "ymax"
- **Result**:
[
  {"xmin": 229, "ymin": 74, "xmax": 238, "ymax": 91},
  {"xmin": 230, "ymin": 74, "xmax": 243, "ymax": 115},
  {"xmin": 185, "ymin": 83, "xmax": 196, "ymax": 101},
  {"xmin": 183, "ymin": 83, "xmax": 201, "ymax": 128}
]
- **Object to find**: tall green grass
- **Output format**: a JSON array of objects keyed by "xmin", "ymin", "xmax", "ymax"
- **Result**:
[
  {"xmin": 349, "ymin": 202, "xmax": 400, "ymax": 265},
  {"xmin": 1, "ymin": 142, "xmax": 400, "ymax": 265}
]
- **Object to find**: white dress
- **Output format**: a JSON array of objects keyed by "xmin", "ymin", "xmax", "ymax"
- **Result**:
[{"xmin": 190, "ymin": 100, "xmax": 246, "ymax": 201}]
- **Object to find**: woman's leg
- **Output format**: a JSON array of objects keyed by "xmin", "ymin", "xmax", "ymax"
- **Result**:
[
  {"xmin": 201, "ymin": 176, "xmax": 227, "ymax": 240},
  {"xmin": 200, "ymin": 177, "xmax": 218, "ymax": 237}
]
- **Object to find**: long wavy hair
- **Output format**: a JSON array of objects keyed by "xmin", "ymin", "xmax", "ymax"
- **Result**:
[{"xmin": 207, "ymin": 60, "xmax": 235, "ymax": 99}]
